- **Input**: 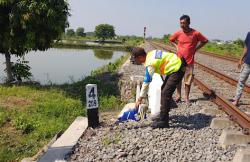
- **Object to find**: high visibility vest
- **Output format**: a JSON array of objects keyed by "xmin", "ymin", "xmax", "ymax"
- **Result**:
[{"xmin": 145, "ymin": 50, "xmax": 182, "ymax": 75}]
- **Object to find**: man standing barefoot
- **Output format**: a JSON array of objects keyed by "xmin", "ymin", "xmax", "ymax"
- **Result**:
[{"xmin": 170, "ymin": 15, "xmax": 208, "ymax": 104}]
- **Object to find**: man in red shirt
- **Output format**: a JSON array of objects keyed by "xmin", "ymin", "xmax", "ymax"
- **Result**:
[{"xmin": 170, "ymin": 15, "xmax": 208, "ymax": 104}]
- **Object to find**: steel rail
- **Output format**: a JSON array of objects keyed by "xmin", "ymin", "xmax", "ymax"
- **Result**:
[
  {"xmin": 193, "ymin": 78, "xmax": 250, "ymax": 135},
  {"xmin": 199, "ymin": 51, "xmax": 239, "ymax": 63},
  {"xmin": 150, "ymin": 41, "xmax": 250, "ymax": 92},
  {"xmin": 195, "ymin": 62, "xmax": 250, "ymax": 93}
]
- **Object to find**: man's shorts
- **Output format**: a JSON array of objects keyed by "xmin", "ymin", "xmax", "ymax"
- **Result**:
[{"xmin": 183, "ymin": 64, "xmax": 194, "ymax": 85}]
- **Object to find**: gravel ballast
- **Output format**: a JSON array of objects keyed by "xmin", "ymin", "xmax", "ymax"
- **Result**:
[
  {"xmin": 67, "ymin": 42, "xmax": 250, "ymax": 162},
  {"xmin": 68, "ymin": 86, "xmax": 241, "ymax": 161}
]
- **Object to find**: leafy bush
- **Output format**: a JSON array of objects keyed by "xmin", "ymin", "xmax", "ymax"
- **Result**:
[
  {"xmin": 12, "ymin": 114, "xmax": 39, "ymax": 134},
  {"xmin": 202, "ymin": 42, "xmax": 243, "ymax": 57},
  {"xmin": 4, "ymin": 58, "xmax": 32, "ymax": 82},
  {"xmin": 66, "ymin": 29, "xmax": 75, "ymax": 37}
]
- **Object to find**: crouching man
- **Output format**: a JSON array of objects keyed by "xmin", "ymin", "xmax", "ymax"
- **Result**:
[{"xmin": 133, "ymin": 47, "xmax": 186, "ymax": 128}]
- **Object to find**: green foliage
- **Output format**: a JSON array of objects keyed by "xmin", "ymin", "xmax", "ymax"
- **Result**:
[
  {"xmin": 102, "ymin": 134, "xmax": 120, "ymax": 146},
  {"xmin": 99, "ymin": 95, "xmax": 121, "ymax": 111},
  {"xmin": 233, "ymin": 38, "xmax": 244, "ymax": 48},
  {"xmin": 95, "ymin": 24, "xmax": 115, "ymax": 41},
  {"xmin": 0, "ymin": 0, "xmax": 69, "ymax": 54},
  {"xmin": 117, "ymin": 35, "xmax": 144, "ymax": 46},
  {"xmin": 0, "ymin": 86, "xmax": 83, "ymax": 161},
  {"xmin": 9, "ymin": 58, "xmax": 32, "ymax": 81},
  {"xmin": 202, "ymin": 42, "xmax": 243, "ymax": 57},
  {"xmin": 0, "ymin": 0, "xmax": 69, "ymax": 81},
  {"xmin": 163, "ymin": 34, "xmax": 171, "ymax": 44},
  {"xmin": 66, "ymin": 28, "xmax": 75, "ymax": 37},
  {"xmin": 76, "ymin": 27, "xmax": 85, "ymax": 37},
  {"xmin": 0, "ymin": 110, "xmax": 8, "ymax": 127},
  {"xmin": 91, "ymin": 54, "xmax": 129, "ymax": 75},
  {"xmin": 12, "ymin": 113, "xmax": 38, "ymax": 134}
]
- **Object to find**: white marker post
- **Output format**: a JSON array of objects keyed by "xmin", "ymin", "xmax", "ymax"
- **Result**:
[{"xmin": 86, "ymin": 84, "xmax": 99, "ymax": 128}]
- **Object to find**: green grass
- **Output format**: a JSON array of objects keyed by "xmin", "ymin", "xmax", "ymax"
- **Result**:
[
  {"xmin": 0, "ymin": 52, "xmax": 129, "ymax": 161},
  {"xmin": 0, "ymin": 86, "xmax": 84, "ymax": 161},
  {"xmin": 202, "ymin": 42, "xmax": 243, "ymax": 58},
  {"xmin": 76, "ymin": 37, "xmax": 243, "ymax": 58},
  {"xmin": 91, "ymin": 54, "xmax": 129, "ymax": 75},
  {"xmin": 102, "ymin": 133, "xmax": 121, "ymax": 146},
  {"xmin": 156, "ymin": 38, "xmax": 243, "ymax": 58},
  {"xmin": 123, "ymin": 37, "xmax": 144, "ymax": 46}
]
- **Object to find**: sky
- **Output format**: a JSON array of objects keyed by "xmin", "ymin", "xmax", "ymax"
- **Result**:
[{"xmin": 68, "ymin": 0, "xmax": 250, "ymax": 41}]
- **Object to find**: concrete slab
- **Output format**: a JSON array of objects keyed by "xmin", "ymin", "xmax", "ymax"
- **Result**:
[
  {"xmin": 210, "ymin": 117, "xmax": 235, "ymax": 129},
  {"xmin": 199, "ymin": 108, "xmax": 223, "ymax": 116},
  {"xmin": 233, "ymin": 148, "xmax": 250, "ymax": 162},
  {"xmin": 21, "ymin": 157, "xmax": 36, "ymax": 162},
  {"xmin": 219, "ymin": 129, "xmax": 250, "ymax": 148},
  {"xmin": 38, "ymin": 117, "xmax": 88, "ymax": 162}
]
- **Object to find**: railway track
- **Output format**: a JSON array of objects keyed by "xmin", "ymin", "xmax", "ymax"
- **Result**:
[
  {"xmin": 149, "ymin": 41, "xmax": 250, "ymax": 94},
  {"xmin": 150, "ymin": 41, "xmax": 250, "ymax": 85},
  {"xmin": 68, "ymin": 42, "xmax": 249, "ymax": 162},
  {"xmin": 148, "ymin": 41, "xmax": 250, "ymax": 134},
  {"xmin": 195, "ymin": 61, "xmax": 250, "ymax": 93}
]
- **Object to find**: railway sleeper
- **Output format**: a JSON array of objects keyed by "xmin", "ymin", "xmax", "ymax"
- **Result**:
[{"xmin": 219, "ymin": 129, "xmax": 250, "ymax": 148}]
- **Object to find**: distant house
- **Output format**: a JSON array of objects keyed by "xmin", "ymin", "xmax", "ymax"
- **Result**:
[
  {"xmin": 225, "ymin": 40, "xmax": 233, "ymax": 44},
  {"xmin": 211, "ymin": 39, "xmax": 225, "ymax": 45}
]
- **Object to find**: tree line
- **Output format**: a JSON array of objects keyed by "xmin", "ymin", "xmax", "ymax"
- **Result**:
[
  {"xmin": 65, "ymin": 24, "xmax": 115, "ymax": 42},
  {"xmin": 0, "ymin": 0, "xmax": 117, "ymax": 83},
  {"xmin": 0, "ymin": 0, "xmax": 69, "ymax": 83}
]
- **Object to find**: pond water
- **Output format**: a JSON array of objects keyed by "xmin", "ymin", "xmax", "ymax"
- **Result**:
[{"xmin": 0, "ymin": 48, "xmax": 126, "ymax": 85}]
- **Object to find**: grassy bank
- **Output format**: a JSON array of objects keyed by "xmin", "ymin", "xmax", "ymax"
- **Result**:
[
  {"xmin": 53, "ymin": 35, "xmax": 144, "ymax": 51},
  {"xmin": 53, "ymin": 42, "xmax": 133, "ymax": 51},
  {"xmin": 0, "ymin": 52, "xmax": 129, "ymax": 161},
  {"xmin": 60, "ymin": 35, "xmax": 144, "ymax": 47},
  {"xmin": 201, "ymin": 42, "xmax": 243, "ymax": 58},
  {"xmin": 157, "ymin": 39, "xmax": 243, "ymax": 58},
  {"xmin": 0, "ymin": 86, "xmax": 83, "ymax": 161}
]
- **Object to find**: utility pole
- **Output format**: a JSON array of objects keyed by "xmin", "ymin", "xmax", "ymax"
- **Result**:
[{"xmin": 144, "ymin": 26, "xmax": 146, "ymax": 42}]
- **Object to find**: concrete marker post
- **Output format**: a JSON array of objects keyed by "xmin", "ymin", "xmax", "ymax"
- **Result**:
[{"xmin": 86, "ymin": 84, "xmax": 99, "ymax": 128}]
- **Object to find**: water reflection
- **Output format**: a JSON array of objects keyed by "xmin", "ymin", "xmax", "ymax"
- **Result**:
[
  {"xmin": 0, "ymin": 48, "xmax": 125, "ymax": 85},
  {"xmin": 93, "ymin": 49, "xmax": 113, "ymax": 60}
]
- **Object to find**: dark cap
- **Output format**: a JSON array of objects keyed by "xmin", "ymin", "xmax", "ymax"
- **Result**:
[{"xmin": 131, "ymin": 47, "xmax": 146, "ymax": 57}]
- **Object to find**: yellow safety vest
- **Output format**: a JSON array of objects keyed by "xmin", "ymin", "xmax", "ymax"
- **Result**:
[{"xmin": 145, "ymin": 50, "xmax": 182, "ymax": 75}]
